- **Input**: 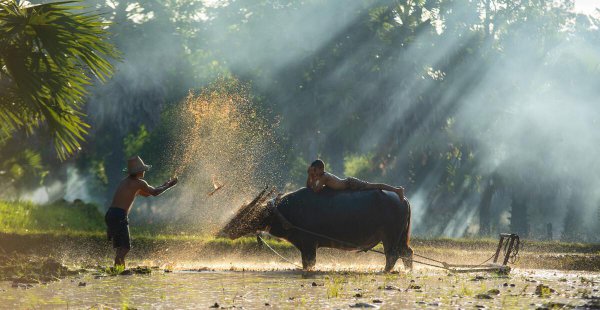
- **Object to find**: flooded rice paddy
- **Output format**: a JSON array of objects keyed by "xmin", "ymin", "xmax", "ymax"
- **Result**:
[
  {"xmin": 2, "ymin": 234, "xmax": 599, "ymax": 309},
  {"xmin": 2, "ymin": 265, "xmax": 598, "ymax": 309}
]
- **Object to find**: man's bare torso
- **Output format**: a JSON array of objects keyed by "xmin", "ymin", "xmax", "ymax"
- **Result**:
[{"xmin": 109, "ymin": 177, "xmax": 153, "ymax": 213}]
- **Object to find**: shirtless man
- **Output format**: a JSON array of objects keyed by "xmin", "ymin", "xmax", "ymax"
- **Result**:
[
  {"xmin": 105, "ymin": 156, "xmax": 178, "ymax": 267},
  {"xmin": 306, "ymin": 159, "xmax": 404, "ymax": 198}
]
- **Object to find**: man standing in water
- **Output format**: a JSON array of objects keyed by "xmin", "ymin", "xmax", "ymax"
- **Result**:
[
  {"xmin": 306, "ymin": 159, "xmax": 405, "ymax": 198},
  {"xmin": 105, "ymin": 156, "xmax": 178, "ymax": 267}
]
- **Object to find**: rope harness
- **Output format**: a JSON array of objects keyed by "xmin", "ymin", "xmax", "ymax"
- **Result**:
[
  {"xmin": 257, "ymin": 234, "xmax": 303, "ymax": 269},
  {"xmin": 259, "ymin": 207, "xmax": 520, "ymax": 272}
]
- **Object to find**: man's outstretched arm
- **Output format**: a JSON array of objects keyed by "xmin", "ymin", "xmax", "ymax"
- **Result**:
[{"xmin": 138, "ymin": 178, "xmax": 178, "ymax": 196}]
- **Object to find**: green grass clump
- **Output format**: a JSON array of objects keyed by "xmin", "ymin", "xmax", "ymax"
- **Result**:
[
  {"xmin": 105, "ymin": 265, "xmax": 125, "ymax": 275},
  {"xmin": 326, "ymin": 275, "xmax": 345, "ymax": 298},
  {"xmin": 0, "ymin": 200, "xmax": 104, "ymax": 233}
]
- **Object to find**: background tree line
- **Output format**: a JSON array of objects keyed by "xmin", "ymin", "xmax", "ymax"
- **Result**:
[{"xmin": 1, "ymin": 0, "xmax": 599, "ymax": 241}]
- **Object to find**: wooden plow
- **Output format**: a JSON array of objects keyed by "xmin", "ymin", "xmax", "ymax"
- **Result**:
[{"xmin": 414, "ymin": 233, "xmax": 521, "ymax": 274}]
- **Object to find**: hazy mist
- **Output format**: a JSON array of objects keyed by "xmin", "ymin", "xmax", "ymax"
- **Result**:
[{"xmin": 17, "ymin": 0, "xmax": 600, "ymax": 240}]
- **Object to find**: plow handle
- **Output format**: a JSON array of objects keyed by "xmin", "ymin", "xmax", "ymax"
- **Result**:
[{"xmin": 493, "ymin": 235, "xmax": 505, "ymax": 264}]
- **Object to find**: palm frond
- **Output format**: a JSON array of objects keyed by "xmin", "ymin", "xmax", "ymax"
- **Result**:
[{"xmin": 0, "ymin": 0, "xmax": 119, "ymax": 160}]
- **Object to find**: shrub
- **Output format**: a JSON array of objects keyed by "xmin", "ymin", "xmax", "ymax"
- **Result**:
[
  {"xmin": 0, "ymin": 200, "xmax": 104, "ymax": 232},
  {"xmin": 343, "ymin": 153, "xmax": 374, "ymax": 179}
]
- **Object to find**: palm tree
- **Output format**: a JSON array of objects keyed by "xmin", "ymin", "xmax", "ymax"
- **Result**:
[{"xmin": 0, "ymin": 0, "xmax": 118, "ymax": 160}]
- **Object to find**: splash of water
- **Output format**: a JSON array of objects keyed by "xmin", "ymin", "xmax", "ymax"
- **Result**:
[{"xmin": 150, "ymin": 77, "xmax": 283, "ymax": 232}]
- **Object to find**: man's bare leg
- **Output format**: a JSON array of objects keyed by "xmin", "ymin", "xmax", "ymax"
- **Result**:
[
  {"xmin": 365, "ymin": 183, "xmax": 405, "ymax": 198},
  {"xmin": 115, "ymin": 247, "xmax": 129, "ymax": 267}
]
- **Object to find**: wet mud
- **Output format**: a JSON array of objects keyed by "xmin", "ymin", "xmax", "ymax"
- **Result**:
[
  {"xmin": 2, "ymin": 233, "xmax": 599, "ymax": 309},
  {"xmin": 1, "ymin": 264, "xmax": 598, "ymax": 309}
]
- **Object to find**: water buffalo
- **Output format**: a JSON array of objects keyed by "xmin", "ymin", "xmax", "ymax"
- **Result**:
[{"xmin": 218, "ymin": 187, "xmax": 413, "ymax": 272}]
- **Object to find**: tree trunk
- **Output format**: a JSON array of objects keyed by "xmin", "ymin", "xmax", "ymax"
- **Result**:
[
  {"xmin": 478, "ymin": 178, "xmax": 495, "ymax": 236},
  {"xmin": 510, "ymin": 194, "xmax": 529, "ymax": 238}
]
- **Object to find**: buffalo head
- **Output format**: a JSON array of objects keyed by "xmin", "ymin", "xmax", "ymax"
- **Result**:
[{"xmin": 217, "ymin": 188, "xmax": 279, "ymax": 239}]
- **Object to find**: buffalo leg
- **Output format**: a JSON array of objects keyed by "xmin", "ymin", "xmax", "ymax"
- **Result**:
[
  {"xmin": 300, "ymin": 244, "xmax": 317, "ymax": 271},
  {"xmin": 384, "ymin": 255, "xmax": 399, "ymax": 272},
  {"xmin": 400, "ymin": 246, "xmax": 414, "ymax": 270},
  {"xmin": 383, "ymin": 238, "xmax": 400, "ymax": 272}
]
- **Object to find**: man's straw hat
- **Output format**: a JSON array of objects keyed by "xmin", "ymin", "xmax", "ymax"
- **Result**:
[{"xmin": 123, "ymin": 156, "xmax": 152, "ymax": 174}]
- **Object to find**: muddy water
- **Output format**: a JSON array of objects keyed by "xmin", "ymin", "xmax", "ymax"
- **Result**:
[{"xmin": 1, "ymin": 267, "xmax": 598, "ymax": 309}]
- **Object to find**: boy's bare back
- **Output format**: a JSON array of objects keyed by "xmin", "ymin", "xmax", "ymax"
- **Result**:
[{"xmin": 311, "ymin": 172, "xmax": 346, "ymax": 192}]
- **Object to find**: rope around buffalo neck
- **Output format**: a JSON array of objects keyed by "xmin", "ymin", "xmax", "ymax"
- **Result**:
[{"xmin": 257, "ymin": 234, "xmax": 303, "ymax": 269}]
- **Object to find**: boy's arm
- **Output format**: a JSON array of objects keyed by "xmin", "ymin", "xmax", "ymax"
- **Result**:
[
  {"xmin": 312, "ymin": 175, "xmax": 328, "ymax": 193},
  {"xmin": 306, "ymin": 175, "xmax": 316, "ymax": 190},
  {"xmin": 306, "ymin": 166, "xmax": 314, "ymax": 189},
  {"xmin": 313, "ymin": 184, "xmax": 324, "ymax": 193},
  {"xmin": 138, "ymin": 178, "xmax": 178, "ymax": 196}
]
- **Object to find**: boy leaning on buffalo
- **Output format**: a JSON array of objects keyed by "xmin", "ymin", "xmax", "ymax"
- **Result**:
[
  {"xmin": 105, "ymin": 156, "xmax": 178, "ymax": 267},
  {"xmin": 306, "ymin": 159, "xmax": 405, "ymax": 199}
]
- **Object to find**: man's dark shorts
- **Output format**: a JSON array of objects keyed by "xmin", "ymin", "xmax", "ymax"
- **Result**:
[
  {"xmin": 344, "ymin": 177, "xmax": 369, "ymax": 191},
  {"xmin": 105, "ymin": 207, "xmax": 131, "ymax": 249}
]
